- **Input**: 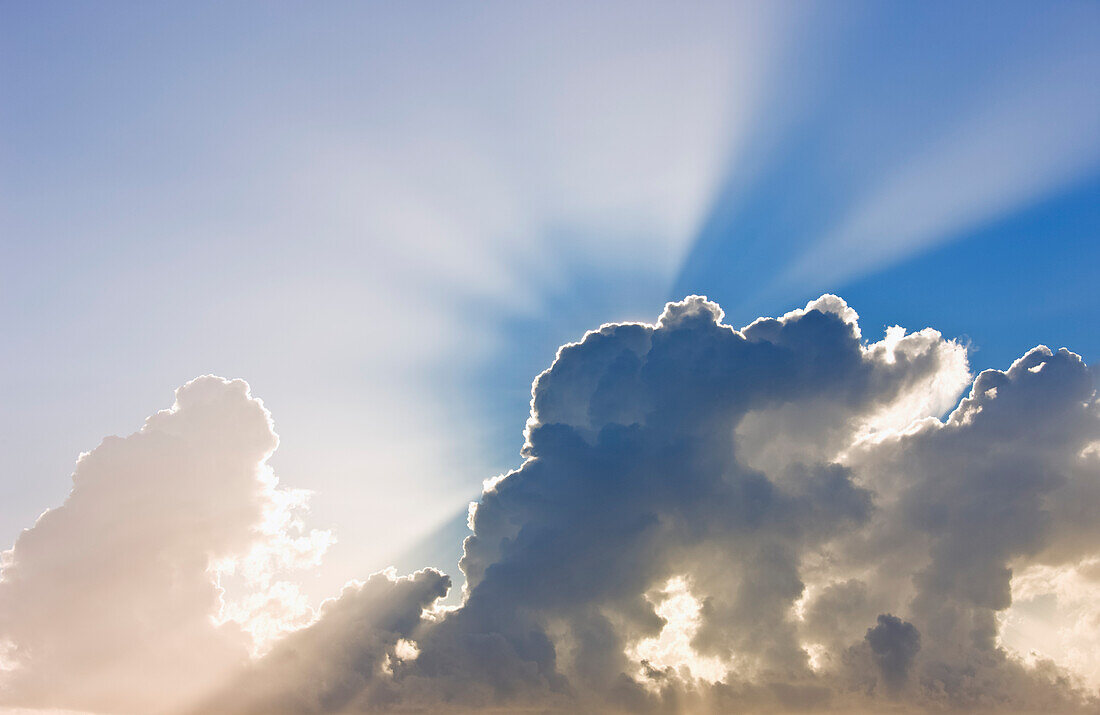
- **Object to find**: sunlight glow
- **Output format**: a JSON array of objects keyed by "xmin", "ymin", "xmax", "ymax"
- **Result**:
[{"xmin": 628, "ymin": 576, "xmax": 728, "ymax": 685}]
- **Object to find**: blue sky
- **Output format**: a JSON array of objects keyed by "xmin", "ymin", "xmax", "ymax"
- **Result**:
[
  {"xmin": 3, "ymin": 0, "xmax": 1099, "ymax": 603},
  {"xmin": 671, "ymin": 2, "xmax": 1100, "ymax": 373}
]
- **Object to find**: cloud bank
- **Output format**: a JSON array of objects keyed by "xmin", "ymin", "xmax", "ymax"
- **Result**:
[{"xmin": 4, "ymin": 297, "xmax": 1099, "ymax": 714}]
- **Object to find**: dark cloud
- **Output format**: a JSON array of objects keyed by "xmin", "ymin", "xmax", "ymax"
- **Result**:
[
  {"xmin": 865, "ymin": 614, "xmax": 920, "ymax": 694},
  {"xmin": 200, "ymin": 294, "xmax": 1099, "ymax": 713}
]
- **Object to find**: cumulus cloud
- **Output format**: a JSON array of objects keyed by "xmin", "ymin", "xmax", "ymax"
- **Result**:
[
  {"xmin": 194, "ymin": 568, "xmax": 450, "ymax": 714},
  {"xmin": 195, "ymin": 294, "xmax": 1096, "ymax": 713},
  {"xmin": 0, "ymin": 376, "xmax": 332, "ymax": 714},
  {"xmin": 865, "ymin": 614, "xmax": 920, "ymax": 694},
  {"xmin": 5, "ymin": 297, "xmax": 1099, "ymax": 714}
]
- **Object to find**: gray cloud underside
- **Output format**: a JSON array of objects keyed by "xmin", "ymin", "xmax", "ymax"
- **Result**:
[{"xmin": 204, "ymin": 296, "xmax": 1099, "ymax": 713}]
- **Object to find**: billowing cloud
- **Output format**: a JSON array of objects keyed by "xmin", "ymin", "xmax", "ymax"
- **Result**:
[
  {"xmin": 865, "ymin": 614, "xmax": 920, "ymax": 694},
  {"xmin": 0, "ymin": 377, "xmax": 332, "ymax": 714},
  {"xmin": 6, "ymin": 298, "xmax": 1099, "ymax": 714},
  {"xmin": 194, "ymin": 568, "xmax": 450, "ymax": 715},
  {"xmin": 199, "ymin": 295, "xmax": 1098, "ymax": 713}
]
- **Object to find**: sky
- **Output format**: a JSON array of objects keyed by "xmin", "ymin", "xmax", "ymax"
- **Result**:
[{"xmin": 1, "ymin": 2, "xmax": 1099, "ymax": 714}]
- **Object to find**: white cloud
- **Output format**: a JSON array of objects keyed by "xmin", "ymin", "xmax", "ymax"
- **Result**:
[{"xmin": 0, "ymin": 377, "xmax": 331, "ymax": 714}]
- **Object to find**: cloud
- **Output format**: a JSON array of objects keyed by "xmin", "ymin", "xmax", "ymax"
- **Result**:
[
  {"xmin": 0, "ymin": 377, "xmax": 332, "ymax": 714},
  {"xmin": 198, "ymin": 294, "xmax": 1096, "ymax": 713},
  {"xmin": 6, "ymin": 298, "xmax": 1099, "ymax": 714},
  {"xmin": 865, "ymin": 614, "xmax": 920, "ymax": 694},
  {"xmin": 193, "ymin": 568, "xmax": 450, "ymax": 715}
]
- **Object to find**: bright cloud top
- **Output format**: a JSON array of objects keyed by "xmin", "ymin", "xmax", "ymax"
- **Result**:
[{"xmin": 2, "ymin": 297, "xmax": 1099, "ymax": 714}]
